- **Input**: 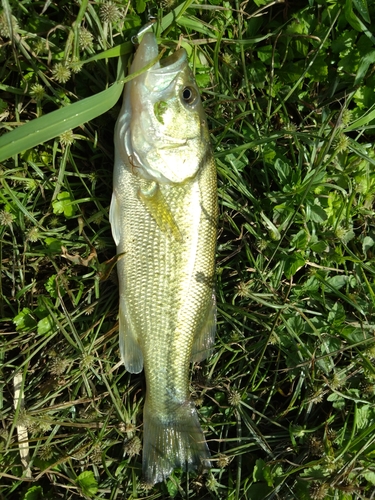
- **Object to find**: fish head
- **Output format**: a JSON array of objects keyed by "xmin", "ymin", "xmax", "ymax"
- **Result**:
[{"xmin": 115, "ymin": 32, "xmax": 209, "ymax": 184}]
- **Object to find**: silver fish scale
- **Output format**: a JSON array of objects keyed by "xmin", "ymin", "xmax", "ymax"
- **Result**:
[{"xmin": 116, "ymin": 160, "xmax": 216, "ymax": 416}]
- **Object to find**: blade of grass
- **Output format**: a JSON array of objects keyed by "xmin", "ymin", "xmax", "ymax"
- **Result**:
[
  {"xmin": 0, "ymin": 48, "xmax": 166, "ymax": 162},
  {"xmin": 0, "ymin": 82, "xmax": 123, "ymax": 162},
  {"xmin": 82, "ymin": 41, "xmax": 133, "ymax": 64},
  {"xmin": 13, "ymin": 371, "xmax": 31, "ymax": 478}
]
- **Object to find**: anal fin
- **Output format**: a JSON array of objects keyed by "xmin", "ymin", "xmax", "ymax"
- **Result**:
[
  {"xmin": 119, "ymin": 297, "xmax": 143, "ymax": 374},
  {"xmin": 191, "ymin": 293, "xmax": 216, "ymax": 363}
]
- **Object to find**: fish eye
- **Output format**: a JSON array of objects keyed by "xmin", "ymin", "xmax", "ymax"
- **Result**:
[{"xmin": 181, "ymin": 86, "xmax": 197, "ymax": 105}]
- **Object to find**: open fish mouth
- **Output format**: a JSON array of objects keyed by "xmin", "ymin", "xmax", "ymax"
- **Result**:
[
  {"xmin": 134, "ymin": 31, "xmax": 188, "ymax": 76},
  {"xmin": 158, "ymin": 48, "xmax": 187, "ymax": 70}
]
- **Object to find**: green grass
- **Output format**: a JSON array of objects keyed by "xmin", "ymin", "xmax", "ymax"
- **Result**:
[{"xmin": 1, "ymin": 0, "xmax": 375, "ymax": 499}]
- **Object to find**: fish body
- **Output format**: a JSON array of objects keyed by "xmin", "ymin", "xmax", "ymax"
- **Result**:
[{"xmin": 110, "ymin": 32, "xmax": 217, "ymax": 485}]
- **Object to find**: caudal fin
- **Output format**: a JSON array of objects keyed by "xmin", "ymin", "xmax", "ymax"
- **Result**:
[{"xmin": 142, "ymin": 399, "xmax": 211, "ymax": 485}]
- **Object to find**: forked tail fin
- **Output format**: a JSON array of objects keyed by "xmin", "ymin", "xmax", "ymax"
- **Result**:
[{"xmin": 142, "ymin": 399, "xmax": 211, "ymax": 485}]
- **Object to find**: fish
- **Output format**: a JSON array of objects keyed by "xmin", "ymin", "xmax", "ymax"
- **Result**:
[{"xmin": 110, "ymin": 31, "xmax": 217, "ymax": 485}]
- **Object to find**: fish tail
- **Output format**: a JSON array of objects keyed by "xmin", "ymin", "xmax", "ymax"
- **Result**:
[{"xmin": 142, "ymin": 399, "xmax": 211, "ymax": 485}]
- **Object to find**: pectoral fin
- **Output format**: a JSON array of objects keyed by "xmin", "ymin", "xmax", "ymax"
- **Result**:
[
  {"xmin": 119, "ymin": 298, "xmax": 143, "ymax": 374},
  {"xmin": 138, "ymin": 181, "xmax": 181, "ymax": 241},
  {"xmin": 191, "ymin": 293, "xmax": 216, "ymax": 363}
]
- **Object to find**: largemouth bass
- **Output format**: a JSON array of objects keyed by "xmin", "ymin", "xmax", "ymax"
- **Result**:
[{"xmin": 110, "ymin": 31, "xmax": 217, "ymax": 485}]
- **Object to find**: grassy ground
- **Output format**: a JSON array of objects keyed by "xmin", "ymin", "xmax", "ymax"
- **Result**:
[{"xmin": 1, "ymin": 0, "xmax": 375, "ymax": 498}]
